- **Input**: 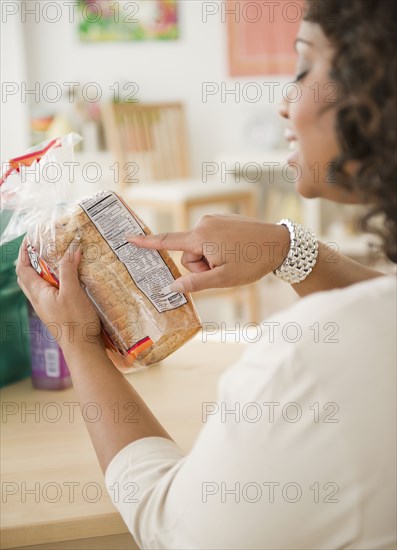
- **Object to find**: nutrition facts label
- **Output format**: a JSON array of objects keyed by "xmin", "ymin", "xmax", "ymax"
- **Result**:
[{"xmin": 80, "ymin": 191, "xmax": 187, "ymax": 313}]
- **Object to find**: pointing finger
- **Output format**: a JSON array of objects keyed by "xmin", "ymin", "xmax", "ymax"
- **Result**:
[{"xmin": 126, "ymin": 231, "xmax": 195, "ymax": 253}]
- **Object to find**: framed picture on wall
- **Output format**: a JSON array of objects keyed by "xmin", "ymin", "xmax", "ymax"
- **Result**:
[
  {"xmin": 227, "ymin": 0, "xmax": 304, "ymax": 76},
  {"xmin": 78, "ymin": 0, "xmax": 179, "ymax": 42}
]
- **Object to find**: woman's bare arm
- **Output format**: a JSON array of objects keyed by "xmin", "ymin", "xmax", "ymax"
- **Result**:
[
  {"xmin": 291, "ymin": 241, "xmax": 383, "ymax": 297},
  {"xmin": 62, "ymin": 342, "xmax": 172, "ymax": 473},
  {"xmin": 126, "ymin": 215, "xmax": 384, "ymax": 297},
  {"xmin": 16, "ymin": 241, "xmax": 172, "ymax": 474}
]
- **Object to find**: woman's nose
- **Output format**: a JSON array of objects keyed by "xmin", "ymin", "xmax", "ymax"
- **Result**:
[{"xmin": 278, "ymin": 97, "xmax": 289, "ymax": 120}]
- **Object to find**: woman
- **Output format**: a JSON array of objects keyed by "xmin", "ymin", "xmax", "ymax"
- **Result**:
[{"xmin": 16, "ymin": 0, "xmax": 396, "ymax": 548}]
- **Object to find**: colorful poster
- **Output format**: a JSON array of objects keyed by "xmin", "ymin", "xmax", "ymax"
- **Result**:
[{"xmin": 78, "ymin": 0, "xmax": 179, "ymax": 41}]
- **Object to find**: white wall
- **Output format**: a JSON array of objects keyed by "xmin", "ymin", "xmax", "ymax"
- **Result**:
[
  {"xmin": 0, "ymin": 0, "xmax": 30, "ymax": 162},
  {"xmin": 20, "ymin": 0, "xmax": 290, "ymax": 177}
]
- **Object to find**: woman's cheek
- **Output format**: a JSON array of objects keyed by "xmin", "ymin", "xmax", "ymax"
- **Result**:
[
  {"xmin": 288, "ymin": 93, "xmax": 322, "ymax": 196},
  {"xmin": 291, "ymin": 85, "xmax": 342, "ymax": 198}
]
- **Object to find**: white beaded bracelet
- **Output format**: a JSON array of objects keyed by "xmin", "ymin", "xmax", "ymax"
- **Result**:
[{"xmin": 273, "ymin": 218, "xmax": 319, "ymax": 284}]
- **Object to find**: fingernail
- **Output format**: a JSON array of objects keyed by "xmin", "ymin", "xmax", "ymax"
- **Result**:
[
  {"xmin": 125, "ymin": 233, "xmax": 140, "ymax": 240},
  {"xmin": 162, "ymin": 282, "xmax": 184, "ymax": 295},
  {"xmin": 169, "ymin": 281, "xmax": 184, "ymax": 293}
]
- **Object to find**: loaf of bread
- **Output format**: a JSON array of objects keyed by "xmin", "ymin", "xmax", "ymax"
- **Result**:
[{"xmin": 27, "ymin": 191, "xmax": 202, "ymax": 371}]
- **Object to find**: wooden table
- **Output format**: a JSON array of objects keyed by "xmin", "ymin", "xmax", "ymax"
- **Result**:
[{"xmin": 0, "ymin": 340, "xmax": 244, "ymax": 550}]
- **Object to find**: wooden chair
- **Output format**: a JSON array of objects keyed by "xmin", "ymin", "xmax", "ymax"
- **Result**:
[{"xmin": 101, "ymin": 101, "xmax": 260, "ymax": 322}]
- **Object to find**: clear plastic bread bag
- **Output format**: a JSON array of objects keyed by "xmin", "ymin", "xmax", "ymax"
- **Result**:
[{"xmin": 0, "ymin": 133, "xmax": 202, "ymax": 372}]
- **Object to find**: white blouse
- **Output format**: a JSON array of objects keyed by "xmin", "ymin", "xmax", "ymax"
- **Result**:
[{"xmin": 105, "ymin": 276, "xmax": 396, "ymax": 550}]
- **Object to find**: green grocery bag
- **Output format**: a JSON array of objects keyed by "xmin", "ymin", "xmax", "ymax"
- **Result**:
[
  {"xmin": 0, "ymin": 213, "xmax": 31, "ymax": 387},
  {"xmin": 0, "ymin": 137, "xmax": 81, "ymax": 387}
]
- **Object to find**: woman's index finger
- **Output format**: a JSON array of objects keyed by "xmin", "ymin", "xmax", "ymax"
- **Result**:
[{"xmin": 126, "ymin": 231, "xmax": 195, "ymax": 252}]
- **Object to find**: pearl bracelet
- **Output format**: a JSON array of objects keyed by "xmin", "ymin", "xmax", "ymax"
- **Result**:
[{"xmin": 273, "ymin": 218, "xmax": 319, "ymax": 284}]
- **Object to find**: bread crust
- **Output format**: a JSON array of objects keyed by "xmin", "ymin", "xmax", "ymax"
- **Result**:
[{"xmin": 28, "ymin": 192, "xmax": 201, "ymax": 371}]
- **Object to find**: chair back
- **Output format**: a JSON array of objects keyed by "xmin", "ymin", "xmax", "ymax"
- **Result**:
[{"xmin": 102, "ymin": 102, "xmax": 191, "ymax": 189}]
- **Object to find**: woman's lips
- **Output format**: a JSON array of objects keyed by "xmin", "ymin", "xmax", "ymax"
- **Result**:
[
  {"xmin": 284, "ymin": 128, "xmax": 296, "ymax": 142},
  {"xmin": 284, "ymin": 128, "xmax": 300, "ymax": 163},
  {"xmin": 286, "ymin": 136, "xmax": 300, "ymax": 164}
]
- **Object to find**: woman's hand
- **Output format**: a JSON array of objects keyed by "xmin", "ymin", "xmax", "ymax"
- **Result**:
[
  {"xmin": 127, "ymin": 214, "xmax": 290, "ymax": 293},
  {"xmin": 16, "ymin": 237, "xmax": 172, "ymax": 474},
  {"xmin": 16, "ymin": 238, "xmax": 102, "ymax": 352}
]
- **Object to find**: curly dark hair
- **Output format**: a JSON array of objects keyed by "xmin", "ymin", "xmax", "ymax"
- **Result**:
[{"xmin": 304, "ymin": 0, "xmax": 397, "ymax": 262}]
